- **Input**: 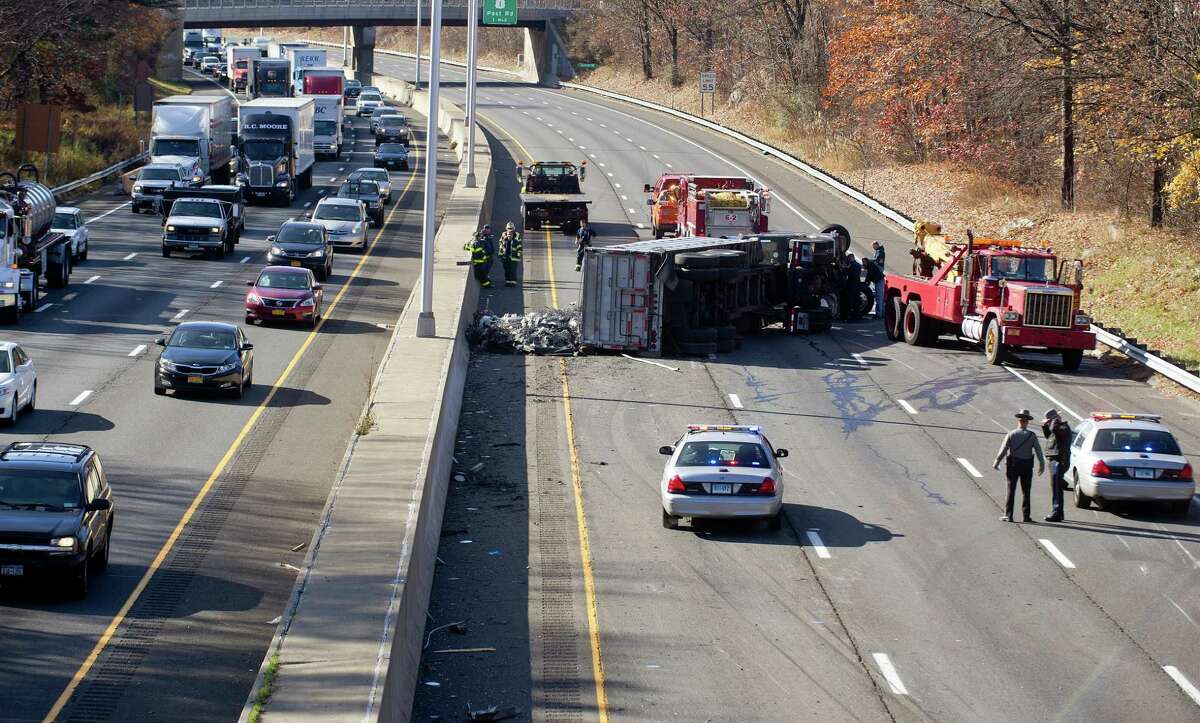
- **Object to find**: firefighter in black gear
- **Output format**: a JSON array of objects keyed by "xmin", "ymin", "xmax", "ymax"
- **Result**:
[
  {"xmin": 465, "ymin": 224, "xmax": 496, "ymax": 288},
  {"xmin": 499, "ymin": 221, "xmax": 522, "ymax": 287}
]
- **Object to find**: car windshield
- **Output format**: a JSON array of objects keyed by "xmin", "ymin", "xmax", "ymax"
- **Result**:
[
  {"xmin": 314, "ymin": 120, "xmax": 337, "ymax": 136},
  {"xmin": 257, "ymin": 271, "xmax": 311, "ymax": 290},
  {"xmin": 353, "ymin": 170, "xmax": 387, "ymax": 182},
  {"xmin": 377, "ymin": 144, "xmax": 406, "ymax": 154},
  {"xmin": 361, "ymin": 93, "xmax": 382, "ymax": 102},
  {"xmin": 277, "ymin": 225, "xmax": 325, "ymax": 244},
  {"xmin": 236, "ymin": 60, "xmax": 249, "ymax": 69},
  {"xmin": 52, "ymin": 212, "xmax": 77, "ymax": 229},
  {"xmin": 169, "ymin": 328, "xmax": 237, "ymax": 350},
  {"xmin": 0, "ymin": 470, "xmax": 83, "ymax": 512},
  {"xmin": 379, "ymin": 117, "xmax": 406, "ymax": 128},
  {"xmin": 1093, "ymin": 429, "xmax": 1182, "ymax": 455},
  {"xmin": 140, "ymin": 168, "xmax": 179, "ymax": 181},
  {"xmin": 677, "ymin": 441, "xmax": 769, "ymax": 467},
  {"xmin": 243, "ymin": 139, "xmax": 285, "ymax": 161},
  {"xmin": 152, "ymin": 138, "xmax": 200, "ymax": 157},
  {"xmin": 532, "ymin": 164, "xmax": 575, "ymax": 177},
  {"xmin": 338, "ymin": 181, "xmax": 378, "ymax": 197},
  {"xmin": 171, "ymin": 201, "xmax": 221, "ymax": 218},
  {"xmin": 989, "ymin": 255, "xmax": 1055, "ymax": 282},
  {"xmin": 314, "ymin": 203, "xmax": 361, "ymax": 221}
]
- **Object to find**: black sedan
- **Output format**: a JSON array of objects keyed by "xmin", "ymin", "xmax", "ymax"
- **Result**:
[
  {"xmin": 154, "ymin": 322, "xmax": 254, "ymax": 399},
  {"xmin": 267, "ymin": 220, "xmax": 334, "ymax": 280},
  {"xmin": 373, "ymin": 143, "xmax": 410, "ymax": 171}
]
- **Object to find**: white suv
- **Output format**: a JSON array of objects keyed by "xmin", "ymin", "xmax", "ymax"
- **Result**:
[
  {"xmin": 1069, "ymin": 413, "xmax": 1194, "ymax": 515},
  {"xmin": 0, "ymin": 342, "xmax": 37, "ymax": 425}
]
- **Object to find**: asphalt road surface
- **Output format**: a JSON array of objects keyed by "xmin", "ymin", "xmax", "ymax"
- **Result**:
[
  {"xmin": 0, "ymin": 73, "xmax": 457, "ymax": 723},
  {"xmin": 341, "ymin": 52, "xmax": 1200, "ymax": 721}
]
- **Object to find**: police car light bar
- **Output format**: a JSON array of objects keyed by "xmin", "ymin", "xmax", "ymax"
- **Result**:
[
  {"xmin": 1091, "ymin": 412, "xmax": 1162, "ymax": 423},
  {"xmin": 686, "ymin": 425, "xmax": 762, "ymax": 433}
]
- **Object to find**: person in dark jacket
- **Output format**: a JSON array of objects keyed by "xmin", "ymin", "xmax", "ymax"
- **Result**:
[
  {"xmin": 1041, "ymin": 409, "xmax": 1073, "ymax": 521},
  {"xmin": 575, "ymin": 220, "xmax": 595, "ymax": 271},
  {"xmin": 863, "ymin": 256, "xmax": 884, "ymax": 316},
  {"xmin": 464, "ymin": 224, "xmax": 496, "ymax": 288},
  {"xmin": 871, "ymin": 242, "xmax": 886, "ymax": 315},
  {"xmin": 498, "ymin": 222, "xmax": 522, "ymax": 287},
  {"xmin": 840, "ymin": 253, "xmax": 863, "ymax": 319}
]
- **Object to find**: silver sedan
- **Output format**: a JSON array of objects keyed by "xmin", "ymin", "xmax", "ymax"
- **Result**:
[{"xmin": 659, "ymin": 425, "xmax": 787, "ymax": 530}]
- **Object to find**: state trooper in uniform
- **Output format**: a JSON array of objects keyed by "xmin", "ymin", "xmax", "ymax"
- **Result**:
[{"xmin": 993, "ymin": 409, "xmax": 1046, "ymax": 522}]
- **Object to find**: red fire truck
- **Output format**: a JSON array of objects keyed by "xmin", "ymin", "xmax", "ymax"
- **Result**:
[
  {"xmin": 882, "ymin": 221, "xmax": 1096, "ymax": 370},
  {"xmin": 643, "ymin": 174, "xmax": 769, "ymax": 239}
]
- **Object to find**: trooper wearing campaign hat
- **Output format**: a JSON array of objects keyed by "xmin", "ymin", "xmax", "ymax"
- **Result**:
[
  {"xmin": 993, "ymin": 409, "xmax": 1046, "ymax": 522},
  {"xmin": 1040, "ymin": 408, "xmax": 1073, "ymax": 522}
]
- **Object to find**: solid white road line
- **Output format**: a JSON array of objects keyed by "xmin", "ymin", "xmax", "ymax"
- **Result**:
[
  {"xmin": 34, "ymin": 303, "xmax": 53, "ymax": 313},
  {"xmin": 240, "ymin": 256, "xmax": 251, "ymax": 264},
  {"xmin": 1039, "ymin": 539, "xmax": 1076, "ymax": 569},
  {"xmin": 123, "ymin": 252, "xmax": 138, "ymax": 261},
  {"xmin": 957, "ymin": 458, "xmax": 983, "ymax": 478},
  {"xmin": 872, "ymin": 654, "xmax": 909, "ymax": 695},
  {"xmin": 69, "ymin": 390, "xmax": 93, "ymax": 406},
  {"xmin": 84, "ymin": 275, "xmax": 100, "ymax": 284},
  {"xmin": 128, "ymin": 345, "xmax": 146, "ymax": 357},
  {"xmin": 598, "ymin": 162, "xmax": 605, "ymax": 167},
  {"xmin": 171, "ymin": 309, "xmax": 189, "ymax": 321},
  {"xmin": 1003, "ymin": 366, "xmax": 1084, "ymax": 422},
  {"xmin": 328, "ymin": 176, "xmax": 338, "ymax": 182},
  {"xmin": 85, "ymin": 202, "xmax": 132, "ymax": 225},
  {"xmin": 1163, "ymin": 666, "xmax": 1200, "ymax": 707},
  {"xmin": 805, "ymin": 529, "xmax": 831, "ymax": 559},
  {"xmin": 897, "ymin": 399, "xmax": 918, "ymax": 415},
  {"xmin": 210, "ymin": 280, "xmax": 223, "ymax": 289},
  {"xmin": 729, "ymin": 394, "xmax": 743, "ymax": 409},
  {"xmin": 338, "ymin": 166, "xmax": 345, "ymax": 171}
]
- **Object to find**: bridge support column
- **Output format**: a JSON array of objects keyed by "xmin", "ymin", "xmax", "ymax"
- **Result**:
[
  {"xmin": 156, "ymin": 8, "xmax": 183, "ymax": 83},
  {"xmin": 351, "ymin": 25, "xmax": 377, "ymax": 84},
  {"xmin": 521, "ymin": 20, "xmax": 574, "ymax": 86}
]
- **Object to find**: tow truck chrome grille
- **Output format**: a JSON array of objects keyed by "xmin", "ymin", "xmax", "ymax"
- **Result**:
[{"xmin": 1025, "ymin": 291, "xmax": 1073, "ymax": 328}]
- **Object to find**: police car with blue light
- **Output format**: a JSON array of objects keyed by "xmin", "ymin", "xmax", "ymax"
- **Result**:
[
  {"xmin": 1069, "ymin": 413, "xmax": 1194, "ymax": 515},
  {"xmin": 659, "ymin": 425, "xmax": 788, "ymax": 530}
]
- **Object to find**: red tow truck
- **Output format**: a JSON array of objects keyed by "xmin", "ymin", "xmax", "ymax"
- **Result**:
[
  {"xmin": 882, "ymin": 221, "xmax": 1096, "ymax": 370},
  {"xmin": 644, "ymin": 174, "xmax": 769, "ymax": 239}
]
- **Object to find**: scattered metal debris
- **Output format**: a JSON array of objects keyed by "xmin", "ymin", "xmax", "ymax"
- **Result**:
[
  {"xmin": 266, "ymin": 616, "xmax": 282, "ymax": 625},
  {"xmin": 468, "ymin": 308, "xmax": 581, "ymax": 355},
  {"xmin": 290, "ymin": 542, "xmax": 307, "ymax": 552},
  {"xmin": 433, "ymin": 647, "xmax": 496, "ymax": 654},
  {"xmin": 424, "ymin": 620, "xmax": 468, "ymax": 650},
  {"xmin": 467, "ymin": 704, "xmax": 522, "ymax": 721}
]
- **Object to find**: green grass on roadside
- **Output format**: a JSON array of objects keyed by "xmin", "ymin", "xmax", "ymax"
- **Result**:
[
  {"xmin": 1089, "ymin": 257, "xmax": 1200, "ymax": 370},
  {"xmin": 247, "ymin": 653, "xmax": 280, "ymax": 723},
  {"xmin": 148, "ymin": 77, "xmax": 192, "ymax": 95}
]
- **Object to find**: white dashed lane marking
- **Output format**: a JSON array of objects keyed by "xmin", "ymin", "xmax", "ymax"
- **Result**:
[
  {"xmin": 34, "ymin": 303, "xmax": 53, "ymax": 313},
  {"xmin": 210, "ymin": 280, "xmax": 223, "ymax": 289},
  {"xmin": 69, "ymin": 390, "xmax": 93, "ymax": 406},
  {"xmin": 1039, "ymin": 539, "xmax": 1076, "ymax": 569},
  {"xmin": 729, "ymin": 394, "xmax": 743, "ymax": 409},
  {"xmin": 128, "ymin": 345, "xmax": 146, "ymax": 357},
  {"xmin": 805, "ymin": 529, "xmax": 831, "ymax": 559},
  {"xmin": 957, "ymin": 458, "xmax": 983, "ymax": 478},
  {"xmin": 241, "ymin": 256, "xmax": 251, "ymax": 264},
  {"xmin": 872, "ymin": 654, "xmax": 908, "ymax": 695},
  {"xmin": 123, "ymin": 252, "xmax": 138, "ymax": 261},
  {"xmin": 84, "ymin": 275, "xmax": 100, "ymax": 284},
  {"xmin": 897, "ymin": 399, "xmax": 918, "ymax": 415},
  {"xmin": 171, "ymin": 309, "xmax": 190, "ymax": 321},
  {"xmin": 1163, "ymin": 666, "xmax": 1200, "ymax": 707}
]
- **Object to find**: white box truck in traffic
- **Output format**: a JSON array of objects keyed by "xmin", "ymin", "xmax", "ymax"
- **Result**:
[
  {"xmin": 227, "ymin": 46, "xmax": 263, "ymax": 92},
  {"xmin": 236, "ymin": 97, "xmax": 316, "ymax": 205},
  {"xmin": 310, "ymin": 95, "xmax": 344, "ymax": 160},
  {"xmin": 150, "ymin": 95, "xmax": 237, "ymax": 184},
  {"xmin": 286, "ymin": 47, "xmax": 327, "ymax": 94}
]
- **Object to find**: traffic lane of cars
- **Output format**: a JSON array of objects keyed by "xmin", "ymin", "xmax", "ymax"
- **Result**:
[{"xmin": 0, "ymin": 133, "xmax": 437, "ymax": 721}]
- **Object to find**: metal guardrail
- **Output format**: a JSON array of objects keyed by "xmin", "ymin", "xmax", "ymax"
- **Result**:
[
  {"xmin": 558, "ymin": 81, "xmax": 1200, "ymax": 394},
  {"xmin": 51, "ymin": 152, "xmax": 148, "ymax": 196},
  {"xmin": 184, "ymin": 0, "xmax": 580, "ymax": 9}
]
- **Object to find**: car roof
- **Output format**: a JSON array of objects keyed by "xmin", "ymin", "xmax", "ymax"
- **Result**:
[
  {"xmin": 55, "ymin": 206, "xmax": 81, "ymax": 214},
  {"xmin": 682, "ymin": 432, "xmax": 767, "ymax": 445},
  {"xmin": 174, "ymin": 321, "xmax": 238, "ymax": 332},
  {"xmin": 1090, "ymin": 417, "xmax": 1172, "ymax": 434},
  {"xmin": 280, "ymin": 220, "xmax": 324, "ymax": 230},
  {"xmin": 352, "ymin": 167, "xmax": 387, "ymax": 175},
  {"xmin": 319, "ymin": 196, "xmax": 362, "ymax": 206},
  {"xmin": 142, "ymin": 163, "xmax": 181, "ymax": 171},
  {"xmin": 0, "ymin": 341, "xmax": 15, "ymax": 351},
  {"xmin": 260, "ymin": 265, "xmax": 311, "ymax": 275},
  {"xmin": 0, "ymin": 442, "xmax": 91, "ymax": 468}
]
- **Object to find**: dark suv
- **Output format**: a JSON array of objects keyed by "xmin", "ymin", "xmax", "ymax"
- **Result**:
[
  {"xmin": 0, "ymin": 443, "xmax": 114, "ymax": 598},
  {"xmin": 374, "ymin": 116, "xmax": 411, "ymax": 147}
]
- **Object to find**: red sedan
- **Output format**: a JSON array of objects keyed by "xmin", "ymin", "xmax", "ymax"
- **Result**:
[{"xmin": 245, "ymin": 266, "xmax": 324, "ymax": 328}]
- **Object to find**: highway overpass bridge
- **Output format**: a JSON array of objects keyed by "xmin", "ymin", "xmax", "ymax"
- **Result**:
[{"xmin": 165, "ymin": 0, "xmax": 580, "ymax": 82}]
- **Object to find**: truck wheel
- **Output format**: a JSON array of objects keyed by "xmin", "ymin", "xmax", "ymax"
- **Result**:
[
  {"xmin": 674, "ymin": 252, "xmax": 722, "ymax": 269},
  {"xmin": 884, "ymin": 296, "xmax": 903, "ymax": 341},
  {"xmin": 47, "ymin": 255, "xmax": 69, "ymax": 289},
  {"xmin": 983, "ymin": 319, "xmax": 1006, "ymax": 364},
  {"xmin": 903, "ymin": 301, "xmax": 930, "ymax": 346},
  {"xmin": 1073, "ymin": 480, "xmax": 1091, "ymax": 509},
  {"xmin": 716, "ymin": 325, "xmax": 737, "ymax": 340},
  {"xmin": 676, "ymin": 267, "xmax": 720, "ymax": 282},
  {"xmin": 0, "ymin": 305, "xmax": 17, "ymax": 324},
  {"xmin": 676, "ymin": 340, "xmax": 718, "ymax": 356},
  {"xmin": 661, "ymin": 508, "xmax": 678, "ymax": 530},
  {"xmin": 1061, "ymin": 349, "xmax": 1083, "ymax": 371},
  {"xmin": 675, "ymin": 327, "xmax": 718, "ymax": 343},
  {"xmin": 162, "ymin": 246, "xmax": 171, "ymax": 258},
  {"xmin": 654, "ymin": 226, "xmax": 664, "ymax": 240},
  {"xmin": 716, "ymin": 339, "xmax": 737, "ymax": 353}
]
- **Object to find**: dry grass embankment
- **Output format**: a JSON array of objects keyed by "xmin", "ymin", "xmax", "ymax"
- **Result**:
[
  {"xmin": 572, "ymin": 67, "xmax": 1200, "ymax": 370},
  {"xmin": 1, "ymin": 105, "xmax": 149, "ymax": 188}
]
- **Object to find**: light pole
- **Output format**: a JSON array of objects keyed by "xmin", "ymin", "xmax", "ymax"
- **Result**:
[
  {"xmin": 465, "ymin": 0, "xmax": 478, "ymax": 187},
  {"xmin": 415, "ymin": 0, "xmax": 443, "ymax": 339},
  {"xmin": 414, "ymin": 0, "xmax": 423, "ymax": 88}
]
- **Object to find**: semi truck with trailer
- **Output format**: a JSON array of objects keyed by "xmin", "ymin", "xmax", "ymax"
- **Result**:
[
  {"xmin": 644, "ymin": 173, "xmax": 770, "ymax": 239},
  {"xmin": 0, "ymin": 165, "xmax": 77, "ymax": 321},
  {"xmin": 518, "ymin": 160, "xmax": 591, "ymax": 235},
  {"xmin": 227, "ymin": 46, "xmax": 264, "ymax": 92},
  {"xmin": 249, "ymin": 58, "xmax": 292, "ymax": 99},
  {"xmin": 150, "ymin": 95, "xmax": 237, "ymax": 185},
  {"xmin": 882, "ymin": 221, "xmax": 1096, "ymax": 369},
  {"xmin": 286, "ymin": 47, "xmax": 328, "ymax": 94},
  {"xmin": 236, "ymin": 97, "xmax": 316, "ymax": 205}
]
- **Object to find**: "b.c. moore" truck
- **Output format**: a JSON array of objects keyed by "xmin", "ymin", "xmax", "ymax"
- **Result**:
[
  {"xmin": 882, "ymin": 221, "xmax": 1096, "ymax": 370},
  {"xmin": 236, "ymin": 97, "xmax": 316, "ymax": 205}
]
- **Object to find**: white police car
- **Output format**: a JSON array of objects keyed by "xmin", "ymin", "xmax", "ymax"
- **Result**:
[
  {"xmin": 1069, "ymin": 413, "xmax": 1194, "ymax": 515},
  {"xmin": 659, "ymin": 425, "xmax": 787, "ymax": 530}
]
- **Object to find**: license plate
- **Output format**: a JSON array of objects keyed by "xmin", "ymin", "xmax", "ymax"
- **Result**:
[
  {"xmin": 187, "ymin": 376, "xmax": 203, "ymax": 384},
  {"xmin": 711, "ymin": 483, "xmax": 732, "ymax": 494},
  {"xmin": 0, "ymin": 565, "xmax": 22, "ymax": 576},
  {"xmin": 272, "ymin": 309, "xmax": 286, "ymax": 316},
  {"xmin": 186, "ymin": 245, "xmax": 201, "ymax": 250},
  {"xmin": 291, "ymin": 261, "xmax": 302, "ymax": 267},
  {"xmin": 1134, "ymin": 468, "xmax": 1154, "ymax": 479}
]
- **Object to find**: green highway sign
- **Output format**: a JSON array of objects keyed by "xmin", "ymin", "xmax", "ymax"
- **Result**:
[{"xmin": 483, "ymin": 0, "xmax": 517, "ymax": 25}]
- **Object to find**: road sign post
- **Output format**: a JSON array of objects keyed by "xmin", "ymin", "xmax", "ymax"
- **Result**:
[
  {"xmin": 698, "ymin": 71, "xmax": 715, "ymax": 116},
  {"xmin": 483, "ymin": 0, "xmax": 517, "ymax": 25}
]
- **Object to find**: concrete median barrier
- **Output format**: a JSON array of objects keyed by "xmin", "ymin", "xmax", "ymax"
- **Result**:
[{"xmin": 239, "ymin": 93, "xmax": 494, "ymax": 723}]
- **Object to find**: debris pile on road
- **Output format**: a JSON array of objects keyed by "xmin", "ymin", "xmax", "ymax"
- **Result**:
[{"xmin": 468, "ymin": 308, "xmax": 581, "ymax": 355}]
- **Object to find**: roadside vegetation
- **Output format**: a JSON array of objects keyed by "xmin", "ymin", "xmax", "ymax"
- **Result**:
[
  {"xmin": 562, "ymin": 0, "xmax": 1200, "ymax": 368},
  {"xmin": 0, "ymin": 0, "xmax": 172, "ymax": 186}
]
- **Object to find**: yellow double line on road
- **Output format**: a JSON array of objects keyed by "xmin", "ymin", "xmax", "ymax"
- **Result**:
[
  {"xmin": 42, "ymin": 145, "xmax": 425, "ymax": 723},
  {"xmin": 481, "ymin": 113, "xmax": 610, "ymax": 722}
]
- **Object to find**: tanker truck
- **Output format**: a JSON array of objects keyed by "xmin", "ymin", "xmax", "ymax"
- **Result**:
[{"xmin": 0, "ymin": 165, "xmax": 75, "ymax": 322}]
